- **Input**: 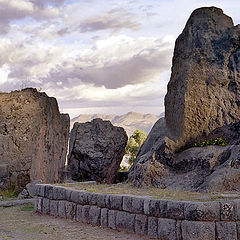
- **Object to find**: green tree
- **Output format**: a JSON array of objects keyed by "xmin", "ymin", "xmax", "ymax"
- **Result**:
[{"xmin": 125, "ymin": 129, "xmax": 147, "ymax": 166}]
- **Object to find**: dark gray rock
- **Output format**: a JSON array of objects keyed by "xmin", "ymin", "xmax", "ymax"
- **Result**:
[
  {"xmin": 100, "ymin": 208, "xmax": 108, "ymax": 227},
  {"xmin": 82, "ymin": 205, "xmax": 91, "ymax": 224},
  {"xmin": 166, "ymin": 200, "xmax": 185, "ymax": 220},
  {"xmin": 135, "ymin": 214, "xmax": 148, "ymax": 236},
  {"xmin": 66, "ymin": 202, "xmax": 76, "ymax": 219},
  {"xmin": 181, "ymin": 220, "xmax": 215, "ymax": 240},
  {"xmin": 26, "ymin": 180, "xmax": 42, "ymax": 197},
  {"xmin": 68, "ymin": 118, "xmax": 128, "ymax": 183},
  {"xmin": 123, "ymin": 195, "xmax": 144, "ymax": 214},
  {"xmin": 108, "ymin": 210, "xmax": 117, "ymax": 230},
  {"xmin": 58, "ymin": 200, "xmax": 66, "ymax": 218},
  {"xmin": 50, "ymin": 200, "xmax": 58, "ymax": 217},
  {"xmin": 108, "ymin": 195, "xmax": 123, "ymax": 210},
  {"xmin": 128, "ymin": 7, "xmax": 240, "ymax": 193},
  {"xmin": 184, "ymin": 201, "xmax": 220, "ymax": 221},
  {"xmin": 148, "ymin": 217, "xmax": 158, "ymax": 239},
  {"xmin": 158, "ymin": 218, "xmax": 177, "ymax": 240},
  {"xmin": 165, "ymin": 7, "xmax": 240, "ymax": 151},
  {"xmin": 52, "ymin": 186, "xmax": 66, "ymax": 200},
  {"xmin": 216, "ymin": 222, "xmax": 238, "ymax": 240},
  {"xmin": 42, "ymin": 198, "xmax": 50, "ymax": 215},
  {"xmin": 17, "ymin": 189, "xmax": 29, "ymax": 200},
  {"xmin": 116, "ymin": 211, "xmax": 135, "ymax": 233},
  {"xmin": 76, "ymin": 205, "xmax": 83, "ymax": 222},
  {"xmin": 89, "ymin": 206, "xmax": 101, "ymax": 226}
]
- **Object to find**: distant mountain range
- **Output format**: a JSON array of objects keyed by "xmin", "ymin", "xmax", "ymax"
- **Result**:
[{"xmin": 71, "ymin": 112, "xmax": 164, "ymax": 136}]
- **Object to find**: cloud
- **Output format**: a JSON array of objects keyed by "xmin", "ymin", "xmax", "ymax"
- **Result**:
[
  {"xmin": 0, "ymin": 0, "xmax": 63, "ymax": 34},
  {"xmin": 40, "ymin": 35, "xmax": 173, "ymax": 89},
  {"xmin": 58, "ymin": 7, "xmax": 140, "ymax": 35}
]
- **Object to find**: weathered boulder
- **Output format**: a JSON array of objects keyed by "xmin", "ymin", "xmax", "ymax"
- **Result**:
[
  {"xmin": 165, "ymin": 7, "xmax": 240, "ymax": 151},
  {"xmin": 0, "ymin": 88, "xmax": 70, "ymax": 190},
  {"xmin": 129, "ymin": 7, "xmax": 240, "ymax": 192},
  {"xmin": 130, "ymin": 127, "xmax": 240, "ymax": 192},
  {"xmin": 68, "ymin": 118, "xmax": 128, "ymax": 183}
]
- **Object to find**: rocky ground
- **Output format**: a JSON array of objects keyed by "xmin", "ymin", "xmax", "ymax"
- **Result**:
[{"xmin": 0, "ymin": 204, "xmax": 148, "ymax": 240}]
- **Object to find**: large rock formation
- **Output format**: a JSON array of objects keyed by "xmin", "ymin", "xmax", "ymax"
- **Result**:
[
  {"xmin": 165, "ymin": 7, "xmax": 240, "ymax": 151},
  {"xmin": 129, "ymin": 7, "xmax": 240, "ymax": 192},
  {"xmin": 0, "ymin": 88, "xmax": 70, "ymax": 190},
  {"xmin": 68, "ymin": 118, "xmax": 128, "ymax": 183}
]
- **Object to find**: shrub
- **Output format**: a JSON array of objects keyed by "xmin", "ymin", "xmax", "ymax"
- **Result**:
[{"xmin": 194, "ymin": 138, "xmax": 228, "ymax": 147}]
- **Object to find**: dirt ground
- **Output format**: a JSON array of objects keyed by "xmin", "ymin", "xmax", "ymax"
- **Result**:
[{"xmin": 0, "ymin": 205, "xmax": 149, "ymax": 240}]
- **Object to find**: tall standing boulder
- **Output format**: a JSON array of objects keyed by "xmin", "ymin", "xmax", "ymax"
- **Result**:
[
  {"xmin": 68, "ymin": 118, "xmax": 128, "ymax": 183},
  {"xmin": 0, "ymin": 88, "xmax": 70, "ymax": 190},
  {"xmin": 165, "ymin": 7, "xmax": 240, "ymax": 151},
  {"xmin": 129, "ymin": 7, "xmax": 240, "ymax": 192}
]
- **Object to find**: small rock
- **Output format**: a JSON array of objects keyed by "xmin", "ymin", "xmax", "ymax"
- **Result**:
[{"xmin": 17, "ymin": 189, "xmax": 29, "ymax": 200}]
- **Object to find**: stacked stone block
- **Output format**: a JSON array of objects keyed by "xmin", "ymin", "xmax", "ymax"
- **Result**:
[{"xmin": 34, "ymin": 184, "xmax": 240, "ymax": 240}]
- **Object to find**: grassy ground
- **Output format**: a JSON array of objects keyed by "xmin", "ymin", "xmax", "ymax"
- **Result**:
[
  {"xmin": 59, "ymin": 182, "xmax": 240, "ymax": 201},
  {"xmin": 0, "ymin": 204, "xmax": 148, "ymax": 240}
]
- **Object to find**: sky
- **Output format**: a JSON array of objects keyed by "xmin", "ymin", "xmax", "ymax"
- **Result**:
[{"xmin": 0, "ymin": 0, "xmax": 239, "ymax": 118}]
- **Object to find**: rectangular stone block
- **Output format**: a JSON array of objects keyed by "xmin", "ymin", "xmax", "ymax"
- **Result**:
[
  {"xmin": 82, "ymin": 205, "xmax": 91, "ymax": 224},
  {"xmin": 135, "ymin": 214, "xmax": 148, "ymax": 236},
  {"xmin": 50, "ymin": 200, "xmax": 59, "ymax": 217},
  {"xmin": 108, "ymin": 210, "xmax": 117, "ymax": 230},
  {"xmin": 220, "ymin": 201, "xmax": 235, "ymax": 221},
  {"xmin": 116, "ymin": 211, "xmax": 135, "ymax": 233},
  {"xmin": 89, "ymin": 206, "xmax": 101, "ymax": 226},
  {"xmin": 52, "ymin": 186, "xmax": 66, "ymax": 200},
  {"xmin": 123, "ymin": 195, "xmax": 145, "ymax": 214},
  {"xmin": 181, "ymin": 220, "xmax": 215, "ymax": 240},
  {"xmin": 65, "ymin": 189, "xmax": 73, "ymax": 201},
  {"xmin": 145, "ymin": 199, "xmax": 168, "ymax": 218},
  {"xmin": 44, "ymin": 185, "xmax": 54, "ymax": 199},
  {"xmin": 216, "ymin": 222, "xmax": 237, "ymax": 240},
  {"xmin": 78, "ymin": 191, "xmax": 89, "ymax": 205},
  {"xmin": 76, "ymin": 205, "xmax": 83, "ymax": 222},
  {"xmin": 158, "ymin": 218, "xmax": 177, "ymax": 240},
  {"xmin": 66, "ymin": 202, "xmax": 76, "ymax": 219},
  {"xmin": 101, "ymin": 208, "xmax": 108, "ymax": 228},
  {"xmin": 42, "ymin": 198, "xmax": 50, "ymax": 214},
  {"xmin": 70, "ymin": 190, "xmax": 79, "ymax": 203},
  {"xmin": 109, "ymin": 195, "xmax": 123, "ymax": 211},
  {"xmin": 87, "ymin": 192, "xmax": 98, "ymax": 205},
  {"xmin": 184, "ymin": 201, "xmax": 220, "ymax": 221},
  {"xmin": 58, "ymin": 200, "xmax": 66, "ymax": 218},
  {"xmin": 34, "ymin": 197, "xmax": 42, "ymax": 213},
  {"xmin": 233, "ymin": 199, "xmax": 240, "ymax": 220},
  {"xmin": 36, "ymin": 184, "xmax": 46, "ymax": 198},
  {"xmin": 34, "ymin": 184, "xmax": 41, "ymax": 197},
  {"xmin": 87, "ymin": 193, "xmax": 108, "ymax": 208},
  {"xmin": 148, "ymin": 217, "xmax": 158, "ymax": 239},
  {"xmin": 166, "ymin": 200, "xmax": 185, "ymax": 220}
]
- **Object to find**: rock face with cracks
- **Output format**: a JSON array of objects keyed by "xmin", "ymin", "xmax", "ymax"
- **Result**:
[
  {"xmin": 68, "ymin": 118, "xmax": 128, "ymax": 183},
  {"xmin": 165, "ymin": 6, "xmax": 240, "ymax": 151},
  {"xmin": 0, "ymin": 88, "xmax": 70, "ymax": 190},
  {"xmin": 129, "ymin": 7, "xmax": 240, "ymax": 192}
]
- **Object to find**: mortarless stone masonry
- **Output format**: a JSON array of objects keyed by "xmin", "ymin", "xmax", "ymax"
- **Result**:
[{"xmin": 34, "ymin": 184, "xmax": 240, "ymax": 240}]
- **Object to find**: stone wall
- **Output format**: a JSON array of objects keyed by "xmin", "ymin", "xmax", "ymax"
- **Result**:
[{"xmin": 34, "ymin": 184, "xmax": 240, "ymax": 240}]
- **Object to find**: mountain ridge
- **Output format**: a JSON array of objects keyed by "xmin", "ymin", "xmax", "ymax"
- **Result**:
[{"xmin": 71, "ymin": 111, "xmax": 163, "ymax": 136}]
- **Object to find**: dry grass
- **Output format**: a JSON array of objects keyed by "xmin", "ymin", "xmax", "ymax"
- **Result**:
[{"xmin": 58, "ymin": 182, "xmax": 240, "ymax": 201}]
